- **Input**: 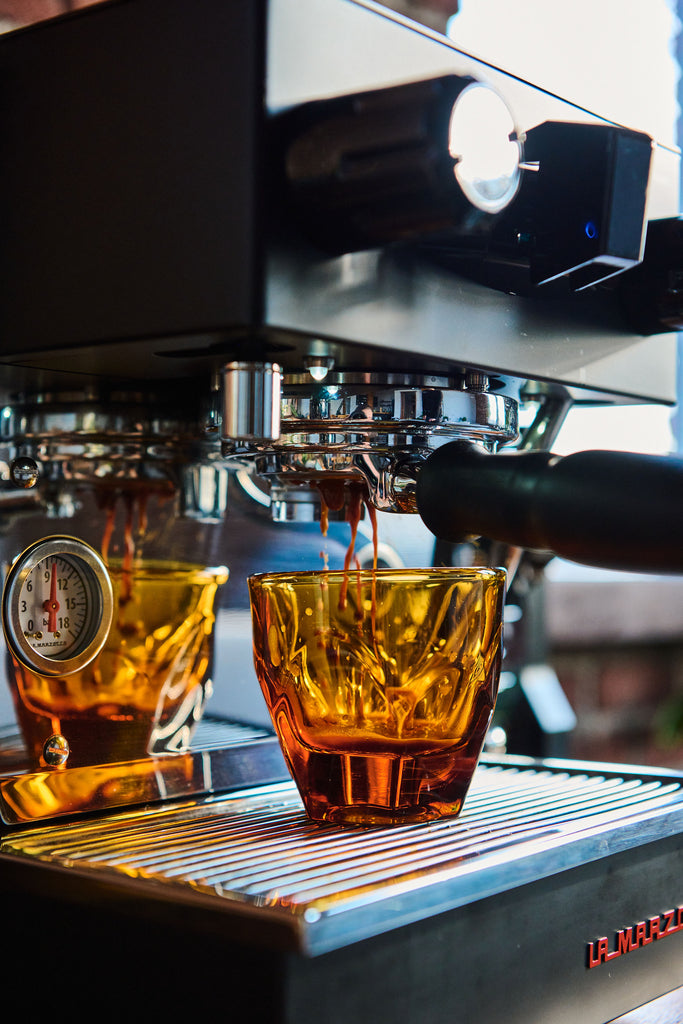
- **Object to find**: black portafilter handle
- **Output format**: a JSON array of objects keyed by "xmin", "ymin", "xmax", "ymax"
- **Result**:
[{"xmin": 415, "ymin": 441, "xmax": 683, "ymax": 574}]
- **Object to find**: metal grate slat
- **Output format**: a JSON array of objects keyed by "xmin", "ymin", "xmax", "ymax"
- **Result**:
[
  {"xmin": 4, "ymin": 760, "xmax": 683, "ymax": 956},
  {"xmin": 4, "ymin": 763, "xmax": 681, "ymax": 875}
]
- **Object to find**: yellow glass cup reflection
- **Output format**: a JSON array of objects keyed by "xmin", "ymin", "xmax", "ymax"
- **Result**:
[
  {"xmin": 8, "ymin": 561, "xmax": 228, "ymax": 767},
  {"xmin": 249, "ymin": 567, "xmax": 506, "ymax": 826}
]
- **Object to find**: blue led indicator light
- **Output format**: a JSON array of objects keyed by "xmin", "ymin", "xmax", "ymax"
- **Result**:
[{"xmin": 584, "ymin": 220, "xmax": 598, "ymax": 240}]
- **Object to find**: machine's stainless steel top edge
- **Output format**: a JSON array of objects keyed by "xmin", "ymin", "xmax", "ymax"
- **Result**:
[
  {"xmin": 352, "ymin": 0, "xmax": 680, "ymax": 150},
  {"xmin": 3, "ymin": 756, "xmax": 683, "ymax": 956},
  {"xmin": 266, "ymin": 0, "xmax": 680, "ymax": 403}
]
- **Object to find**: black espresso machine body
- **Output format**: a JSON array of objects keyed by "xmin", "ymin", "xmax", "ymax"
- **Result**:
[
  {"xmin": 0, "ymin": 2, "xmax": 682, "ymax": 1022},
  {"xmin": 0, "ymin": 0, "xmax": 677, "ymax": 397}
]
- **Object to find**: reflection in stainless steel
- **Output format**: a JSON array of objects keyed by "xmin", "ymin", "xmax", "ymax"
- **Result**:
[{"xmin": 4, "ymin": 759, "xmax": 683, "ymax": 955}]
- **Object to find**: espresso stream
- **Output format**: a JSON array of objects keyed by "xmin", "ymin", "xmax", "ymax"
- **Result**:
[{"xmin": 315, "ymin": 479, "xmax": 378, "ymax": 610}]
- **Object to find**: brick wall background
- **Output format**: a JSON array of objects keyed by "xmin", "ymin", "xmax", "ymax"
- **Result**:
[
  {"xmin": 552, "ymin": 642, "xmax": 683, "ymax": 769},
  {"xmin": 0, "ymin": 0, "xmax": 101, "ymax": 27},
  {"xmin": 546, "ymin": 577, "xmax": 683, "ymax": 770},
  {"xmin": 0, "ymin": 0, "xmax": 461, "ymax": 32},
  {"xmin": 0, "ymin": 1, "xmax": 461, "ymax": 33}
]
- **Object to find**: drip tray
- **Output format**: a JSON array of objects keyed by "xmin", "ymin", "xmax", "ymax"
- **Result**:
[
  {"xmin": 3, "ymin": 756, "xmax": 683, "ymax": 956},
  {"xmin": 0, "ymin": 716, "xmax": 290, "ymax": 826}
]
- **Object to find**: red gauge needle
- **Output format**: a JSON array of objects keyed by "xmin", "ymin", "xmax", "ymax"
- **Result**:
[{"xmin": 43, "ymin": 561, "xmax": 60, "ymax": 633}]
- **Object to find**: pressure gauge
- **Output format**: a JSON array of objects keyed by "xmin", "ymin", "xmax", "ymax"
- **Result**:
[{"xmin": 2, "ymin": 536, "xmax": 114, "ymax": 676}]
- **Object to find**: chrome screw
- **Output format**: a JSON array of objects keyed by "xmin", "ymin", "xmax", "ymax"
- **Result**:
[{"xmin": 42, "ymin": 734, "xmax": 70, "ymax": 768}]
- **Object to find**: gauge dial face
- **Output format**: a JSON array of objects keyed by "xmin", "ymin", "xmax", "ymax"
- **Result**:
[{"xmin": 2, "ymin": 536, "xmax": 114, "ymax": 676}]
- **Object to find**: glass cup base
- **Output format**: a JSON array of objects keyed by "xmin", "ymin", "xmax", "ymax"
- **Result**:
[{"xmin": 289, "ymin": 744, "xmax": 478, "ymax": 826}]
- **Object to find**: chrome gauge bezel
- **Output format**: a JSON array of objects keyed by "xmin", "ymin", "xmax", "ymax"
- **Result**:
[{"xmin": 2, "ymin": 535, "xmax": 114, "ymax": 677}]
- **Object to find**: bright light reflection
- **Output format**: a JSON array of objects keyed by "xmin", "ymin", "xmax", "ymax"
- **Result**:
[
  {"xmin": 553, "ymin": 404, "xmax": 676, "ymax": 457},
  {"xmin": 448, "ymin": 84, "xmax": 520, "ymax": 212}
]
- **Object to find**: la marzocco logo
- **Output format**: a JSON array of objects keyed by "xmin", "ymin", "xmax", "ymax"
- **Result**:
[{"xmin": 587, "ymin": 906, "xmax": 683, "ymax": 968}]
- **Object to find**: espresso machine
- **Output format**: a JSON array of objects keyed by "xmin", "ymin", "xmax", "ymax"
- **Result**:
[{"xmin": 1, "ymin": 1, "xmax": 683, "ymax": 1021}]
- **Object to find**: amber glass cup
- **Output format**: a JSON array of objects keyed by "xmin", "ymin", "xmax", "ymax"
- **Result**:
[
  {"xmin": 7, "ymin": 560, "xmax": 229, "ymax": 767},
  {"xmin": 249, "ymin": 567, "xmax": 506, "ymax": 826}
]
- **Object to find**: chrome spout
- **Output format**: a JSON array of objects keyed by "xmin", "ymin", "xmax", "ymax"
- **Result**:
[{"xmin": 222, "ymin": 361, "xmax": 282, "ymax": 443}]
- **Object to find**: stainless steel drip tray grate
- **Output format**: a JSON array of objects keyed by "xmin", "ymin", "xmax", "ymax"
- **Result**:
[
  {"xmin": 0, "ymin": 717, "xmax": 291, "ymax": 825},
  {"xmin": 4, "ymin": 756, "xmax": 683, "ymax": 955}
]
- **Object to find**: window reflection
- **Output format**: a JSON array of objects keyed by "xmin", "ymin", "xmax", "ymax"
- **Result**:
[{"xmin": 448, "ymin": 0, "xmax": 679, "ymax": 146}]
